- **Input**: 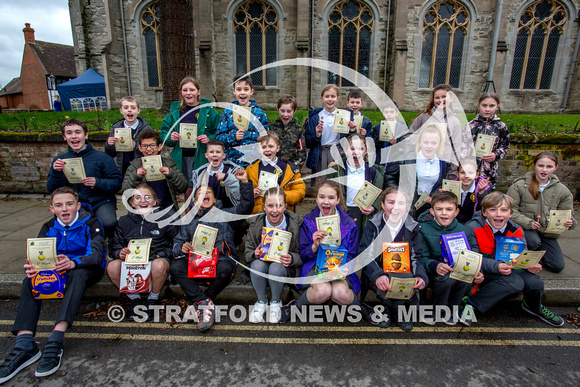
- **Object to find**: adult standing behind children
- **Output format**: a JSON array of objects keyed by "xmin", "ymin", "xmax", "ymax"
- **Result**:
[
  {"xmin": 507, "ymin": 151, "xmax": 576, "ymax": 273},
  {"xmin": 122, "ymin": 129, "xmax": 188, "ymax": 211},
  {"xmin": 0, "ymin": 187, "xmax": 106, "ymax": 382},
  {"xmin": 47, "ymin": 119, "xmax": 122, "ymax": 240},
  {"xmin": 105, "ymin": 96, "xmax": 152, "ymax": 176},
  {"xmin": 468, "ymin": 93, "xmax": 510, "ymax": 189},
  {"xmin": 216, "ymin": 74, "xmax": 270, "ymax": 168},
  {"xmin": 160, "ymin": 76, "xmax": 221, "ymax": 197},
  {"xmin": 269, "ymin": 94, "xmax": 307, "ymax": 169}
]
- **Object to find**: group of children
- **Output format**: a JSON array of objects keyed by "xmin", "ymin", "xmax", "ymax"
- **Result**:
[{"xmin": 0, "ymin": 77, "xmax": 577, "ymax": 383}]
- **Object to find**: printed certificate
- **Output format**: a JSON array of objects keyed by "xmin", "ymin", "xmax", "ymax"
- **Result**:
[
  {"xmin": 63, "ymin": 158, "xmax": 86, "ymax": 184},
  {"xmin": 114, "ymin": 127, "xmax": 134, "ymax": 152},
  {"xmin": 179, "ymin": 123, "xmax": 198, "ymax": 148},
  {"xmin": 475, "ymin": 134, "xmax": 496, "ymax": 157},
  {"xmin": 513, "ymin": 250, "xmax": 545, "ymax": 269},
  {"xmin": 449, "ymin": 249, "xmax": 482, "ymax": 284},
  {"xmin": 545, "ymin": 210, "xmax": 572, "ymax": 234},
  {"xmin": 353, "ymin": 116, "xmax": 363, "ymax": 133},
  {"xmin": 414, "ymin": 191, "xmax": 431, "ymax": 209},
  {"xmin": 259, "ymin": 228, "xmax": 292, "ymax": 263},
  {"xmin": 27, "ymin": 237, "xmax": 57, "ymax": 270},
  {"xmin": 192, "ymin": 225, "xmax": 219, "ymax": 258},
  {"xmin": 258, "ymin": 170, "xmax": 279, "ymax": 194},
  {"xmin": 442, "ymin": 179, "xmax": 462, "ymax": 204},
  {"xmin": 386, "ymin": 277, "xmax": 416, "ymax": 300},
  {"xmin": 125, "ymin": 238, "xmax": 152, "ymax": 264},
  {"xmin": 233, "ymin": 106, "xmax": 250, "ymax": 131},
  {"xmin": 316, "ymin": 214, "xmax": 341, "ymax": 245},
  {"xmin": 378, "ymin": 121, "xmax": 395, "ymax": 142},
  {"xmin": 142, "ymin": 155, "xmax": 165, "ymax": 182},
  {"xmin": 332, "ymin": 109, "xmax": 350, "ymax": 134},
  {"xmin": 353, "ymin": 181, "xmax": 381, "ymax": 209}
]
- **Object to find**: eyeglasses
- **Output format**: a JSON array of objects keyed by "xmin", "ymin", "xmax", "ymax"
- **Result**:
[
  {"xmin": 140, "ymin": 144, "xmax": 158, "ymax": 149},
  {"xmin": 133, "ymin": 195, "xmax": 154, "ymax": 202}
]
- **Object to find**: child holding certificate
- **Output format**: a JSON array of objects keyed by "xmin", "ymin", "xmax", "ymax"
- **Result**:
[
  {"xmin": 328, "ymin": 133, "xmax": 384, "ymax": 238},
  {"xmin": 456, "ymin": 160, "xmax": 491, "ymax": 224},
  {"xmin": 107, "ymin": 184, "xmax": 179, "ymax": 321},
  {"xmin": 246, "ymin": 132, "xmax": 306, "ymax": 214},
  {"xmin": 171, "ymin": 169, "xmax": 254, "ymax": 331},
  {"xmin": 304, "ymin": 84, "xmax": 355, "ymax": 175},
  {"xmin": 105, "ymin": 96, "xmax": 153, "ymax": 176},
  {"xmin": 468, "ymin": 93, "xmax": 510, "ymax": 189},
  {"xmin": 245, "ymin": 188, "xmax": 303, "ymax": 323},
  {"xmin": 507, "ymin": 151, "xmax": 576, "ymax": 273},
  {"xmin": 464, "ymin": 192, "xmax": 564, "ymax": 326},
  {"xmin": 279, "ymin": 180, "xmax": 360, "ymax": 323},
  {"xmin": 0, "ymin": 187, "xmax": 105, "ymax": 382},
  {"xmin": 359, "ymin": 187, "xmax": 428, "ymax": 331},
  {"xmin": 160, "ymin": 76, "xmax": 221, "ymax": 197}
]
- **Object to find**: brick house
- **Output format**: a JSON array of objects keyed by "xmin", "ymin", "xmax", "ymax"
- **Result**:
[
  {"xmin": 0, "ymin": 23, "xmax": 76, "ymax": 110},
  {"xmin": 69, "ymin": 0, "xmax": 580, "ymax": 113}
]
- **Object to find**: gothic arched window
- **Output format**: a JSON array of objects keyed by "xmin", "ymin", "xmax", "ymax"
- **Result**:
[
  {"xmin": 509, "ymin": 0, "xmax": 567, "ymax": 90},
  {"xmin": 419, "ymin": 0, "xmax": 469, "ymax": 88},
  {"xmin": 141, "ymin": 1, "xmax": 161, "ymax": 88},
  {"xmin": 234, "ymin": 0, "xmax": 278, "ymax": 86},
  {"xmin": 327, "ymin": 0, "xmax": 374, "ymax": 86}
]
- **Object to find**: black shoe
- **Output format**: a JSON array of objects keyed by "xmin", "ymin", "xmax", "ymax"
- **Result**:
[
  {"xmin": 0, "ymin": 344, "xmax": 41, "ymax": 384},
  {"xmin": 143, "ymin": 299, "xmax": 160, "ymax": 322},
  {"xmin": 127, "ymin": 298, "xmax": 142, "ymax": 321},
  {"xmin": 360, "ymin": 303, "xmax": 381, "ymax": 326},
  {"xmin": 35, "ymin": 341, "xmax": 63, "ymax": 378},
  {"xmin": 398, "ymin": 320, "xmax": 413, "ymax": 332},
  {"xmin": 378, "ymin": 306, "xmax": 391, "ymax": 329},
  {"xmin": 279, "ymin": 300, "xmax": 296, "ymax": 323}
]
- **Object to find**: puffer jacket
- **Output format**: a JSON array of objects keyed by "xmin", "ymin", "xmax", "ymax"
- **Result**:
[{"xmin": 506, "ymin": 172, "xmax": 576, "ymax": 238}]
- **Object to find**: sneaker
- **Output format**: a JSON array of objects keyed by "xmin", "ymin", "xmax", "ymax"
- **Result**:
[
  {"xmin": 421, "ymin": 317, "xmax": 436, "ymax": 326},
  {"xmin": 0, "ymin": 344, "xmax": 41, "ymax": 384},
  {"xmin": 196, "ymin": 298, "xmax": 216, "ymax": 332},
  {"xmin": 444, "ymin": 314, "xmax": 457, "ymax": 326},
  {"xmin": 127, "ymin": 298, "xmax": 142, "ymax": 322},
  {"xmin": 522, "ymin": 302, "xmax": 564, "ymax": 327},
  {"xmin": 360, "ymin": 304, "xmax": 381, "ymax": 326},
  {"xmin": 35, "ymin": 341, "xmax": 63, "ymax": 378},
  {"xmin": 458, "ymin": 303, "xmax": 474, "ymax": 327},
  {"xmin": 143, "ymin": 299, "xmax": 160, "ymax": 322},
  {"xmin": 279, "ymin": 299, "xmax": 296, "ymax": 323},
  {"xmin": 269, "ymin": 301, "xmax": 283, "ymax": 324},
  {"xmin": 397, "ymin": 320, "xmax": 413, "ymax": 332},
  {"xmin": 249, "ymin": 301, "xmax": 268, "ymax": 324},
  {"xmin": 378, "ymin": 305, "xmax": 391, "ymax": 329}
]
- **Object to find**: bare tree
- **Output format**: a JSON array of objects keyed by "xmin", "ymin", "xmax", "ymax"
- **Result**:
[{"xmin": 158, "ymin": 0, "xmax": 196, "ymax": 114}]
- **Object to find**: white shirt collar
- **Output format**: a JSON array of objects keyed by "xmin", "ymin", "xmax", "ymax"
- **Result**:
[
  {"xmin": 417, "ymin": 150, "xmax": 437, "ymax": 164},
  {"xmin": 261, "ymin": 157, "xmax": 278, "ymax": 167},
  {"xmin": 463, "ymin": 181, "xmax": 476, "ymax": 194},
  {"xmin": 383, "ymin": 213, "xmax": 403, "ymax": 237},
  {"xmin": 486, "ymin": 219, "xmax": 507, "ymax": 234},
  {"xmin": 208, "ymin": 163, "xmax": 224, "ymax": 176},
  {"xmin": 125, "ymin": 120, "xmax": 139, "ymax": 130},
  {"xmin": 346, "ymin": 161, "xmax": 364, "ymax": 174},
  {"xmin": 266, "ymin": 214, "xmax": 287, "ymax": 230},
  {"xmin": 57, "ymin": 212, "xmax": 79, "ymax": 228}
]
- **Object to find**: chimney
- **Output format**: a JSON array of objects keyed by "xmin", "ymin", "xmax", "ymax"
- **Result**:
[{"xmin": 23, "ymin": 23, "xmax": 35, "ymax": 43}]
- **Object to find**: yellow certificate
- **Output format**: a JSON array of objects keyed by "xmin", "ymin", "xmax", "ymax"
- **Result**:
[
  {"xmin": 63, "ymin": 158, "xmax": 86, "ymax": 184},
  {"xmin": 449, "ymin": 249, "xmax": 482, "ymax": 284},
  {"xmin": 332, "ymin": 109, "xmax": 350, "ymax": 134},
  {"xmin": 233, "ymin": 106, "xmax": 250, "ymax": 131},
  {"xmin": 379, "ymin": 121, "xmax": 395, "ymax": 142},
  {"xmin": 258, "ymin": 170, "xmax": 279, "ymax": 194},
  {"xmin": 114, "ymin": 127, "xmax": 134, "ymax": 152},
  {"xmin": 27, "ymin": 237, "xmax": 57, "ymax": 270},
  {"xmin": 266, "ymin": 229, "xmax": 292, "ymax": 263},
  {"xmin": 192, "ymin": 224, "xmax": 218, "ymax": 257},
  {"xmin": 475, "ymin": 134, "xmax": 496, "ymax": 157},
  {"xmin": 353, "ymin": 116, "xmax": 364, "ymax": 133},
  {"xmin": 316, "ymin": 214, "xmax": 341, "ymax": 245},
  {"xmin": 386, "ymin": 277, "xmax": 416, "ymax": 300},
  {"xmin": 179, "ymin": 123, "xmax": 198, "ymax": 148},
  {"xmin": 353, "ymin": 181, "xmax": 382, "ymax": 209},
  {"xmin": 442, "ymin": 179, "xmax": 462, "ymax": 205},
  {"xmin": 125, "ymin": 238, "xmax": 152, "ymax": 264},
  {"xmin": 545, "ymin": 210, "xmax": 572, "ymax": 234},
  {"xmin": 513, "ymin": 250, "xmax": 545, "ymax": 269},
  {"xmin": 142, "ymin": 155, "xmax": 165, "ymax": 182},
  {"xmin": 414, "ymin": 191, "xmax": 431, "ymax": 209}
]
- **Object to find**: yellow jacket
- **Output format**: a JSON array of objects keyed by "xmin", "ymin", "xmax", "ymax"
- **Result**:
[{"xmin": 246, "ymin": 160, "xmax": 306, "ymax": 214}]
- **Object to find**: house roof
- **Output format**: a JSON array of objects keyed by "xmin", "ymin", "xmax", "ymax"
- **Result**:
[
  {"xmin": 28, "ymin": 41, "xmax": 76, "ymax": 78},
  {"xmin": 0, "ymin": 77, "xmax": 22, "ymax": 96}
]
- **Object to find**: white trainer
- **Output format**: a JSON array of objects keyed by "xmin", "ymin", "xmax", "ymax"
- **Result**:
[
  {"xmin": 249, "ymin": 301, "xmax": 267, "ymax": 323},
  {"xmin": 269, "ymin": 301, "xmax": 283, "ymax": 324}
]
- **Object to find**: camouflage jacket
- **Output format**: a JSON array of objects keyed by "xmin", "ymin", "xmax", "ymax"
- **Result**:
[
  {"xmin": 269, "ymin": 118, "xmax": 307, "ymax": 169},
  {"xmin": 468, "ymin": 114, "xmax": 510, "ymax": 189}
]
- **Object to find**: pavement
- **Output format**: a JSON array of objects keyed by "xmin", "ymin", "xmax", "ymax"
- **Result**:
[{"xmin": 0, "ymin": 195, "xmax": 579, "ymax": 305}]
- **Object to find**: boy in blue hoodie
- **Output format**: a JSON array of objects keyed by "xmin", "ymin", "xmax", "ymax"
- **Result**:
[
  {"xmin": 0, "ymin": 187, "xmax": 106, "ymax": 382},
  {"xmin": 216, "ymin": 74, "xmax": 270, "ymax": 168}
]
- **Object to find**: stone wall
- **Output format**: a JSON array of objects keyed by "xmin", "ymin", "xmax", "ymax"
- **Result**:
[{"xmin": 0, "ymin": 132, "xmax": 578, "ymax": 199}]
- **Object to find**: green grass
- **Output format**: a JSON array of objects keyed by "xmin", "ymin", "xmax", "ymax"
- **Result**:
[{"xmin": 0, "ymin": 109, "xmax": 578, "ymax": 134}]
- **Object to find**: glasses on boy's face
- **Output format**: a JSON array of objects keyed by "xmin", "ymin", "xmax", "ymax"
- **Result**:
[
  {"xmin": 140, "ymin": 144, "xmax": 158, "ymax": 149},
  {"xmin": 134, "ymin": 195, "xmax": 154, "ymax": 202}
]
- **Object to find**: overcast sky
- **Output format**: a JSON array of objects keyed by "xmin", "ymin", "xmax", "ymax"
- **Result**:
[{"xmin": 0, "ymin": 0, "xmax": 73, "ymax": 88}]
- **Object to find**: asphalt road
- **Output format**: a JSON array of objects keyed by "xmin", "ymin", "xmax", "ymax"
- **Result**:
[{"xmin": 1, "ymin": 299, "xmax": 579, "ymax": 386}]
